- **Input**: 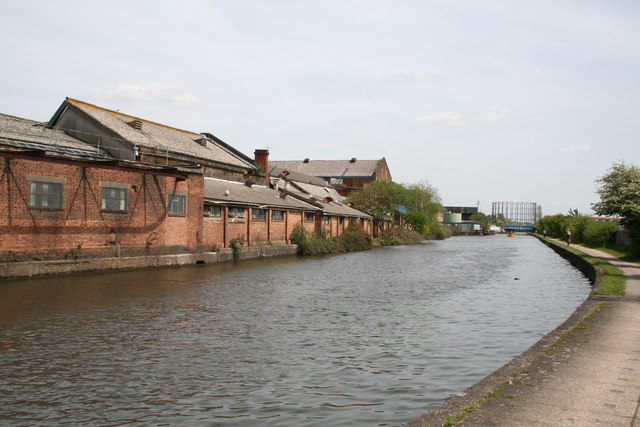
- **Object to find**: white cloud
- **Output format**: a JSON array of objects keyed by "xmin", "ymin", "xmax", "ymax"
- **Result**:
[
  {"xmin": 414, "ymin": 107, "xmax": 514, "ymax": 127},
  {"xmin": 415, "ymin": 111, "xmax": 468, "ymax": 127},
  {"xmin": 560, "ymin": 144, "xmax": 591, "ymax": 152},
  {"xmin": 87, "ymin": 83, "xmax": 199, "ymax": 106},
  {"xmin": 472, "ymin": 107, "xmax": 514, "ymax": 122},
  {"xmin": 381, "ymin": 72, "xmax": 438, "ymax": 84}
]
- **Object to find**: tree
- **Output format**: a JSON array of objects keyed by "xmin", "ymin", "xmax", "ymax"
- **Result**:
[
  {"xmin": 346, "ymin": 180, "xmax": 443, "ymax": 237},
  {"xmin": 592, "ymin": 161, "xmax": 640, "ymax": 253},
  {"xmin": 469, "ymin": 212, "xmax": 490, "ymax": 231}
]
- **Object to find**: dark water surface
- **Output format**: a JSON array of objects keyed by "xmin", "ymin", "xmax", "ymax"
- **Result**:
[{"xmin": 0, "ymin": 235, "xmax": 591, "ymax": 426}]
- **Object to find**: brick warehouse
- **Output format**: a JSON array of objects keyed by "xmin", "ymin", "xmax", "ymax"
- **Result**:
[{"xmin": 0, "ymin": 100, "xmax": 390, "ymax": 262}]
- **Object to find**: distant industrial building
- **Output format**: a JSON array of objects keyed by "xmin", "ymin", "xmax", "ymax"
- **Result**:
[
  {"xmin": 443, "ymin": 206, "xmax": 478, "ymax": 221},
  {"xmin": 491, "ymin": 201, "xmax": 540, "ymax": 224}
]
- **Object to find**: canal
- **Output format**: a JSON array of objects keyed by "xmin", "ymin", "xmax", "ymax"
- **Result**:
[{"xmin": 0, "ymin": 235, "xmax": 591, "ymax": 426}]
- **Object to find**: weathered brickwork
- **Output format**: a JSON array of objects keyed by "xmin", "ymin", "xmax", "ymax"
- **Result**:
[
  {"xmin": 201, "ymin": 207, "xmax": 320, "ymax": 249},
  {"xmin": 0, "ymin": 154, "xmax": 203, "ymax": 260}
]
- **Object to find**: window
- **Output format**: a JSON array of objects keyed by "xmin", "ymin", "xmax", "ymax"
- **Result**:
[
  {"xmin": 323, "ymin": 216, "xmax": 330, "ymax": 224},
  {"xmin": 252, "ymin": 208, "xmax": 266, "ymax": 220},
  {"xmin": 339, "ymin": 217, "xmax": 344, "ymax": 225},
  {"xmin": 228, "ymin": 207, "xmax": 245, "ymax": 218},
  {"xmin": 204, "ymin": 205, "xmax": 221, "ymax": 217},
  {"xmin": 304, "ymin": 212, "xmax": 315, "ymax": 222},
  {"xmin": 30, "ymin": 178, "xmax": 64, "ymax": 209},
  {"xmin": 168, "ymin": 192, "xmax": 187, "ymax": 214},
  {"xmin": 101, "ymin": 186, "xmax": 128, "ymax": 212},
  {"xmin": 271, "ymin": 210, "xmax": 285, "ymax": 220},
  {"xmin": 330, "ymin": 177, "xmax": 343, "ymax": 185}
]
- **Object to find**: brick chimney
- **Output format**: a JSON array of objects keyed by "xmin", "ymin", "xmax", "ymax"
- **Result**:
[{"xmin": 254, "ymin": 149, "xmax": 270, "ymax": 185}]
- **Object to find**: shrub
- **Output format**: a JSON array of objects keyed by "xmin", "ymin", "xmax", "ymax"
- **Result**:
[
  {"xmin": 335, "ymin": 223, "xmax": 372, "ymax": 252},
  {"xmin": 229, "ymin": 237, "xmax": 243, "ymax": 261},
  {"xmin": 289, "ymin": 224, "xmax": 337, "ymax": 256},
  {"xmin": 583, "ymin": 220, "xmax": 619, "ymax": 247}
]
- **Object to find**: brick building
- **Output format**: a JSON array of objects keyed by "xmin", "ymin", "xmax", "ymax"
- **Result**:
[
  {"xmin": 202, "ymin": 177, "xmax": 320, "ymax": 249},
  {"xmin": 0, "ymin": 102, "xmax": 385, "ymax": 262},
  {"xmin": 269, "ymin": 157, "xmax": 392, "ymax": 197},
  {"xmin": 268, "ymin": 166, "xmax": 373, "ymax": 237},
  {"xmin": 48, "ymin": 98, "xmax": 258, "ymax": 182},
  {"xmin": 0, "ymin": 113, "xmax": 204, "ymax": 260}
]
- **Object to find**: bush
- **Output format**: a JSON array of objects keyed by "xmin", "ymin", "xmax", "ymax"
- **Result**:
[
  {"xmin": 583, "ymin": 220, "xmax": 619, "ymax": 247},
  {"xmin": 290, "ymin": 224, "xmax": 337, "ymax": 256},
  {"xmin": 335, "ymin": 223, "xmax": 372, "ymax": 252},
  {"xmin": 229, "ymin": 237, "xmax": 243, "ymax": 261}
]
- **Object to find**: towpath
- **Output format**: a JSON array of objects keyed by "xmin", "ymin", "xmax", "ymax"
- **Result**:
[{"xmin": 408, "ymin": 240, "xmax": 640, "ymax": 426}]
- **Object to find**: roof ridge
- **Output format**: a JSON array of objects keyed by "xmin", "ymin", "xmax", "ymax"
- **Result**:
[
  {"xmin": 66, "ymin": 97, "xmax": 199, "ymax": 137},
  {"xmin": 0, "ymin": 113, "xmax": 44, "ymax": 125}
]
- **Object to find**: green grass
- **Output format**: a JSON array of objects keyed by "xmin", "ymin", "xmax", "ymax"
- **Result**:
[
  {"xmin": 562, "ymin": 245, "xmax": 626, "ymax": 296},
  {"xmin": 589, "ymin": 245, "xmax": 640, "ymax": 263}
]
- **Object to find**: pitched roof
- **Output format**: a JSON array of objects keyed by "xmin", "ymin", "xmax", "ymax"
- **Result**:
[
  {"xmin": 268, "ymin": 165, "xmax": 329, "ymax": 186},
  {"xmin": 204, "ymin": 178, "xmax": 318, "ymax": 211},
  {"xmin": 286, "ymin": 182, "xmax": 371, "ymax": 218},
  {"xmin": 0, "ymin": 113, "xmax": 109, "ymax": 158},
  {"xmin": 50, "ymin": 98, "xmax": 256, "ymax": 170},
  {"xmin": 269, "ymin": 159, "xmax": 384, "ymax": 178}
]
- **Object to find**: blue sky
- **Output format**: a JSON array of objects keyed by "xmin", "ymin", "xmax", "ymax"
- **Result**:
[{"xmin": 2, "ymin": 1, "xmax": 639, "ymax": 215}]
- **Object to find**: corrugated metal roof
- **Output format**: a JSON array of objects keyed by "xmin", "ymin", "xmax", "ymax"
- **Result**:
[
  {"xmin": 0, "ymin": 113, "xmax": 109, "ymax": 157},
  {"xmin": 204, "ymin": 178, "xmax": 319, "ymax": 211},
  {"xmin": 269, "ymin": 159, "xmax": 382, "ymax": 177},
  {"xmin": 63, "ymin": 99, "xmax": 256, "ymax": 170}
]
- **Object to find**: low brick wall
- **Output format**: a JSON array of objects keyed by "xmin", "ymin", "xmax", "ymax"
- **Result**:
[{"xmin": 0, "ymin": 244, "xmax": 298, "ymax": 280}]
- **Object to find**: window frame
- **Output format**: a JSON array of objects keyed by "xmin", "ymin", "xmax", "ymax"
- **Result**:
[
  {"xmin": 228, "ymin": 206, "xmax": 245, "ymax": 219},
  {"xmin": 29, "ymin": 176, "xmax": 65, "ymax": 210},
  {"xmin": 100, "ymin": 182, "xmax": 129, "ymax": 213},
  {"xmin": 204, "ymin": 205, "xmax": 222, "ymax": 218},
  {"xmin": 167, "ymin": 192, "xmax": 187, "ymax": 215},
  {"xmin": 252, "ymin": 208, "xmax": 266, "ymax": 221}
]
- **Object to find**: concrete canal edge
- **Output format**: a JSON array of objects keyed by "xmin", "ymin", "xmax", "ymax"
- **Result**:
[
  {"xmin": 405, "ymin": 235, "xmax": 611, "ymax": 427},
  {"xmin": 0, "ymin": 244, "xmax": 298, "ymax": 280}
]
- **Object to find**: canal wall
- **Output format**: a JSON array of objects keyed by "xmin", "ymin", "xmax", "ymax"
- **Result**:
[
  {"xmin": 0, "ymin": 244, "xmax": 298, "ymax": 280},
  {"xmin": 406, "ymin": 236, "xmax": 602, "ymax": 426}
]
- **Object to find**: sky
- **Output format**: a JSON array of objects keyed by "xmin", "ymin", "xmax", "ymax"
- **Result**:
[{"xmin": 1, "ymin": 0, "xmax": 639, "ymax": 216}]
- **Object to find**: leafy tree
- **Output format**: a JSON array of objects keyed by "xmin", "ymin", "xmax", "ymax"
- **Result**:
[
  {"xmin": 346, "ymin": 180, "xmax": 405, "ymax": 222},
  {"xmin": 346, "ymin": 180, "xmax": 442, "ymax": 237},
  {"xmin": 469, "ymin": 212, "xmax": 490, "ymax": 231},
  {"xmin": 592, "ymin": 161, "xmax": 640, "ymax": 254}
]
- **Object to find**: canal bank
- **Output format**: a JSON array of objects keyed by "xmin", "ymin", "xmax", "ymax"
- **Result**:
[
  {"xmin": 0, "ymin": 244, "xmax": 298, "ymax": 280},
  {"xmin": 407, "ymin": 238, "xmax": 640, "ymax": 426}
]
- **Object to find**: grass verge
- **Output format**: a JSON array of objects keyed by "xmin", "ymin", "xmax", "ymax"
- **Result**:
[{"xmin": 561, "ymin": 245, "xmax": 626, "ymax": 296}]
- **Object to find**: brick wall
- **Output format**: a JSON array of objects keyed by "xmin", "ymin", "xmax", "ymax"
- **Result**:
[{"xmin": 0, "ymin": 154, "xmax": 203, "ymax": 260}]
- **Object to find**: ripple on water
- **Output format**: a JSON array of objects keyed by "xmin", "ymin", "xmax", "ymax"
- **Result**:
[{"xmin": 0, "ymin": 235, "xmax": 590, "ymax": 426}]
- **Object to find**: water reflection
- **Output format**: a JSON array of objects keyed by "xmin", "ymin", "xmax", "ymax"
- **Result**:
[{"xmin": 0, "ymin": 235, "xmax": 590, "ymax": 426}]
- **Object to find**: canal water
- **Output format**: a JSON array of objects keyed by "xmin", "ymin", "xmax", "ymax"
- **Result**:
[{"xmin": 0, "ymin": 235, "xmax": 591, "ymax": 426}]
